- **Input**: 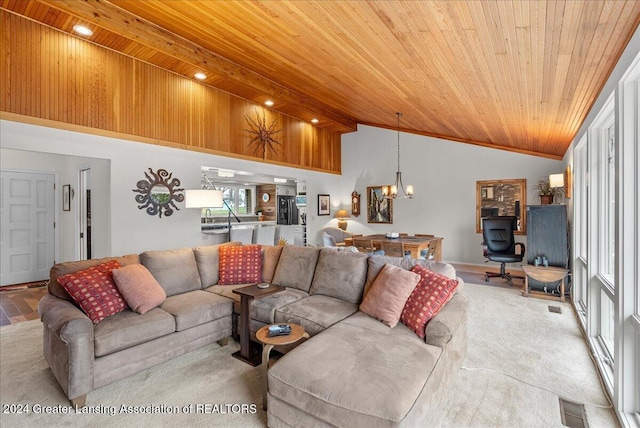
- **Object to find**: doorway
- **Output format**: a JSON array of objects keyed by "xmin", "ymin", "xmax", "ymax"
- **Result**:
[
  {"xmin": 79, "ymin": 168, "xmax": 92, "ymax": 260},
  {"xmin": 0, "ymin": 170, "xmax": 55, "ymax": 286}
]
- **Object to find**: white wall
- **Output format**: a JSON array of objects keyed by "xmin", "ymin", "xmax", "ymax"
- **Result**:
[
  {"xmin": 1, "ymin": 119, "xmax": 564, "ymax": 264},
  {"xmin": 1, "ymin": 147, "xmax": 111, "ymax": 261},
  {"xmin": 0, "ymin": 120, "xmax": 332, "ymax": 259},
  {"xmin": 314, "ymin": 125, "xmax": 564, "ymax": 264}
]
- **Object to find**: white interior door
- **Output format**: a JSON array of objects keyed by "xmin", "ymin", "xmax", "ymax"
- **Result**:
[{"xmin": 0, "ymin": 171, "xmax": 55, "ymax": 286}]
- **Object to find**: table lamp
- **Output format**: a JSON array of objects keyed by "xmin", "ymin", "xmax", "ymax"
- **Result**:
[{"xmin": 334, "ymin": 209, "xmax": 351, "ymax": 231}]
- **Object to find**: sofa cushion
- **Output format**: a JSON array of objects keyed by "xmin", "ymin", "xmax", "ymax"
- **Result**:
[
  {"xmin": 250, "ymin": 288, "xmax": 309, "ymax": 323},
  {"xmin": 218, "ymin": 244, "xmax": 262, "ymax": 285},
  {"xmin": 359, "ymin": 264, "xmax": 420, "ymax": 328},
  {"xmin": 401, "ymin": 265, "xmax": 459, "ymax": 339},
  {"xmin": 308, "ymin": 249, "xmax": 368, "ymax": 304},
  {"xmin": 274, "ymin": 295, "xmax": 358, "ymax": 336},
  {"xmin": 57, "ymin": 260, "xmax": 128, "ymax": 323},
  {"xmin": 112, "ymin": 264, "xmax": 166, "ymax": 314},
  {"xmin": 49, "ymin": 254, "xmax": 140, "ymax": 301},
  {"xmin": 193, "ymin": 242, "xmax": 241, "ymax": 287},
  {"xmin": 94, "ymin": 307, "xmax": 175, "ymax": 357},
  {"xmin": 140, "ymin": 248, "xmax": 202, "ymax": 297},
  {"xmin": 268, "ymin": 311, "xmax": 443, "ymax": 427},
  {"xmin": 261, "ymin": 245, "xmax": 283, "ymax": 283},
  {"xmin": 204, "ymin": 283, "xmax": 247, "ymax": 302},
  {"xmin": 271, "ymin": 246, "xmax": 320, "ymax": 292},
  {"xmin": 159, "ymin": 290, "xmax": 233, "ymax": 331}
]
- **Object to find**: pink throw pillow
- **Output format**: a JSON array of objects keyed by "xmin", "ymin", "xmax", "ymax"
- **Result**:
[
  {"xmin": 400, "ymin": 265, "xmax": 459, "ymax": 338},
  {"xmin": 112, "ymin": 264, "xmax": 166, "ymax": 314},
  {"xmin": 218, "ymin": 244, "xmax": 262, "ymax": 285},
  {"xmin": 359, "ymin": 263, "xmax": 420, "ymax": 327},
  {"xmin": 57, "ymin": 260, "xmax": 127, "ymax": 323}
]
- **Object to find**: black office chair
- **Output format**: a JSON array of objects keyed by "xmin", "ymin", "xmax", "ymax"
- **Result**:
[{"xmin": 482, "ymin": 216, "xmax": 525, "ymax": 286}]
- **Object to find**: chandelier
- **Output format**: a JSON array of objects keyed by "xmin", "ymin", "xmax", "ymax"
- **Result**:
[{"xmin": 382, "ymin": 112, "xmax": 414, "ymax": 199}]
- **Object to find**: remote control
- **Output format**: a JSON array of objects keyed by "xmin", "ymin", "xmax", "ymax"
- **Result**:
[{"xmin": 267, "ymin": 324, "xmax": 292, "ymax": 337}]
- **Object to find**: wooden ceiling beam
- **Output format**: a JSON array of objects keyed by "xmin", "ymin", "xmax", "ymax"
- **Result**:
[{"xmin": 40, "ymin": 0, "xmax": 358, "ymax": 132}]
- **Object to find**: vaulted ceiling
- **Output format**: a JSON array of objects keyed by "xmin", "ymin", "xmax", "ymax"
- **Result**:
[{"xmin": 3, "ymin": 0, "xmax": 639, "ymax": 159}]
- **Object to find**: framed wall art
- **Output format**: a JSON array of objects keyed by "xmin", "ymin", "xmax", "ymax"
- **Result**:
[
  {"xmin": 367, "ymin": 186, "xmax": 393, "ymax": 224},
  {"xmin": 318, "ymin": 194, "xmax": 330, "ymax": 216},
  {"xmin": 62, "ymin": 184, "xmax": 71, "ymax": 211}
]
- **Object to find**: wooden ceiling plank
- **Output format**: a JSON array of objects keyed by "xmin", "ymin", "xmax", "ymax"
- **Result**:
[
  {"xmin": 2, "ymin": 0, "xmax": 639, "ymax": 158},
  {"xmin": 40, "ymin": 0, "xmax": 357, "ymax": 131}
]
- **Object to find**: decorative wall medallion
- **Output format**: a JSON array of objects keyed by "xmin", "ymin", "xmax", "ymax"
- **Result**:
[
  {"xmin": 132, "ymin": 168, "xmax": 184, "ymax": 218},
  {"xmin": 245, "ymin": 109, "xmax": 282, "ymax": 159}
]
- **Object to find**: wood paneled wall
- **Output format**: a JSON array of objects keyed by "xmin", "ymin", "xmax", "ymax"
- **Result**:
[{"xmin": 0, "ymin": 11, "xmax": 342, "ymax": 174}]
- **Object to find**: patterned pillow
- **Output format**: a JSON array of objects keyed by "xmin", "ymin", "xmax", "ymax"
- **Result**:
[
  {"xmin": 400, "ymin": 265, "xmax": 459, "ymax": 339},
  {"xmin": 57, "ymin": 260, "xmax": 128, "ymax": 323},
  {"xmin": 218, "ymin": 244, "xmax": 262, "ymax": 285}
]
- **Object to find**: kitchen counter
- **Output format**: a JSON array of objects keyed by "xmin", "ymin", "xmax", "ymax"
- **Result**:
[{"xmin": 201, "ymin": 221, "xmax": 277, "ymax": 233}]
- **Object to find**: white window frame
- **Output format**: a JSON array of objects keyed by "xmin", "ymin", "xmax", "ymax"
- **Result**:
[{"xmin": 614, "ymin": 52, "xmax": 639, "ymax": 427}]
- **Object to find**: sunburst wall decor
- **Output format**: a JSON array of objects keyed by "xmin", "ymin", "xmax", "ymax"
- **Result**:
[
  {"xmin": 132, "ymin": 168, "xmax": 184, "ymax": 218},
  {"xmin": 245, "ymin": 109, "xmax": 282, "ymax": 159}
]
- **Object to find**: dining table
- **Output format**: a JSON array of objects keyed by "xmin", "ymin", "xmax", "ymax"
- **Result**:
[{"xmin": 344, "ymin": 234, "xmax": 443, "ymax": 261}]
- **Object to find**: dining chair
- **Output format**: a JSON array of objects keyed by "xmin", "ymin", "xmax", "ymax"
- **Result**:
[
  {"xmin": 352, "ymin": 238, "xmax": 375, "ymax": 252},
  {"xmin": 414, "ymin": 234, "xmax": 435, "ymax": 258},
  {"xmin": 379, "ymin": 240, "xmax": 410, "ymax": 258},
  {"xmin": 254, "ymin": 225, "xmax": 276, "ymax": 245}
]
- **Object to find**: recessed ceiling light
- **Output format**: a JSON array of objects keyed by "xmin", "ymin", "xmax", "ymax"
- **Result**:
[
  {"xmin": 264, "ymin": 100, "xmax": 274, "ymax": 107},
  {"xmin": 311, "ymin": 118, "xmax": 319, "ymax": 124},
  {"xmin": 73, "ymin": 25, "xmax": 93, "ymax": 37},
  {"xmin": 194, "ymin": 72, "xmax": 207, "ymax": 80},
  {"xmin": 218, "ymin": 170, "xmax": 235, "ymax": 178},
  {"xmin": 274, "ymin": 178, "xmax": 288, "ymax": 183}
]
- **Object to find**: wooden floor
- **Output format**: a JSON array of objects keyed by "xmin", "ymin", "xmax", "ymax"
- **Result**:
[{"xmin": 0, "ymin": 283, "xmax": 48, "ymax": 327}]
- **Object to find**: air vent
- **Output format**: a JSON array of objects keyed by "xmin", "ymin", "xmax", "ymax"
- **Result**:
[
  {"xmin": 548, "ymin": 305, "xmax": 562, "ymax": 314},
  {"xmin": 559, "ymin": 398, "xmax": 588, "ymax": 428}
]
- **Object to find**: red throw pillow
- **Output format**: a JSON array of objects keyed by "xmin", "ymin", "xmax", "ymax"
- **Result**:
[
  {"xmin": 400, "ymin": 265, "xmax": 459, "ymax": 338},
  {"xmin": 218, "ymin": 244, "xmax": 262, "ymax": 285},
  {"xmin": 57, "ymin": 260, "xmax": 128, "ymax": 323}
]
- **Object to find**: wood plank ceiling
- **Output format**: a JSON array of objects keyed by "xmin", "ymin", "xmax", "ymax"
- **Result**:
[{"xmin": 3, "ymin": 0, "xmax": 639, "ymax": 159}]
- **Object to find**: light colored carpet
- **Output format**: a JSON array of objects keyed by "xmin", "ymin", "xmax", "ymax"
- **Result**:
[{"xmin": 0, "ymin": 283, "xmax": 617, "ymax": 427}]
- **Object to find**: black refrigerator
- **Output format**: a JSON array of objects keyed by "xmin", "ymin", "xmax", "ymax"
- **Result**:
[{"xmin": 277, "ymin": 195, "xmax": 299, "ymax": 225}]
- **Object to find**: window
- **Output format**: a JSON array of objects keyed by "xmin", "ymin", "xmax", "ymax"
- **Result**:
[
  {"xmin": 573, "ymin": 137, "xmax": 588, "ymax": 313},
  {"xmin": 575, "ymin": 51, "xmax": 640, "ymax": 423},
  {"xmin": 203, "ymin": 185, "xmax": 255, "ymax": 218},
  {"xmin": 602, "ymin": 124, "xmax": 615, "ymax": 280}
]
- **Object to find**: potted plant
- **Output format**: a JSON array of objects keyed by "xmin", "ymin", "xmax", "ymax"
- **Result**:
[
  {"xmin": 256, "ymin": 209, "xmax": 264, "ymax": 221},
  {"xmin": 534, "ymin": 178, "xmax": 565, "ymax": 205}
]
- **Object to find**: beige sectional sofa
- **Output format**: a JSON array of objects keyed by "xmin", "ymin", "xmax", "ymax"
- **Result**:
[{"xmin": 39, "ymin": 243, "xmax": 467, "ymax": 427}]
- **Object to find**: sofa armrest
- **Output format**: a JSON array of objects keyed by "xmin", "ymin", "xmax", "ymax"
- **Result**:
[
  {"xmin": 38, "ymin": 293, "xmax": 95, "ymax": 403},
  {"xmin": 38, "ymin": 293, "xmax": 93, "ymax": 337},
  {"xmin": 423, "ymin": 282, "xmax": 469, "ymax": 348}
]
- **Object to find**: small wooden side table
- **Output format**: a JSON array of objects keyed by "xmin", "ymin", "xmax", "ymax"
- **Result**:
[
  {"xmin": 521, "ymin": 265, "xmax": 569, "ymax": 303},
  {"xmin": 256, "ymin": 323, "xmax": 309, "ymax": 410},
  {"xmin": 232, "ymin": 283, "xmax": 285, "ymax": 366}
]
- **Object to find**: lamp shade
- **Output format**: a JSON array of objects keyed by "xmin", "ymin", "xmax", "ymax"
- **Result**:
[
  {"xmin": 549, "ymin": 173, "xmax": 564, "ymax": 188},
  {"xmin": 334, "ymin": 209, "xmax": 351, "ymax": 220},
  {"xmin": 185, "ymin": 189, "xmax": 223, "ymax": 208}
]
